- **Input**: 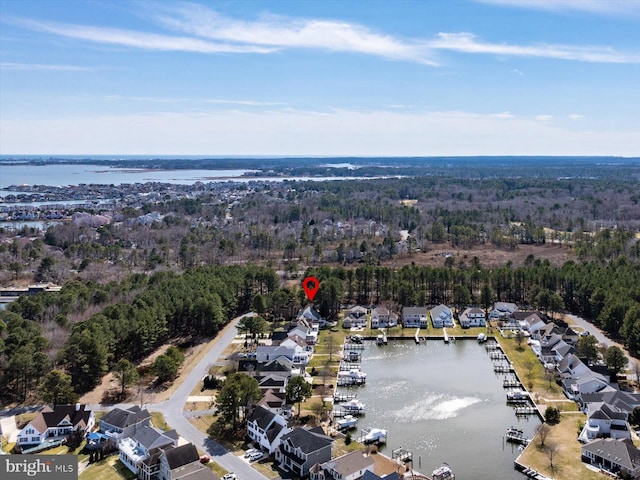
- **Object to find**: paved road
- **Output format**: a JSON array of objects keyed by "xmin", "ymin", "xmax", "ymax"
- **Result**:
[
  {"xmin": 87, "ymin": 313, "xmax": 271, "ymax": 480},
  {"xmin": 565, "ymin": 313, "xmax": 631, "ymax": 369}
]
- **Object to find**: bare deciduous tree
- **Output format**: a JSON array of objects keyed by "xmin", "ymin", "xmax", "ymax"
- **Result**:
[{"xmin": 536, "ymin": 423, "xmax": 550, "ymax": 448}]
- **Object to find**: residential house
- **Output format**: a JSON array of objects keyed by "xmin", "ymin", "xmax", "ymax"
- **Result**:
[
  {"xmin": 17, "ymin": 404, "xmax": 95, "ymax": 447},
  {"xmin": 582, "ymin": 438, "xmax": 640, "ymax": 478},
  {"xmin": 257, "ymin": 389, "xmax": 290, "ymax": 417},
  {"xmin": 158, "ymin": 443, "xmax": 216, "ymax": 480},
  {"xmin": 458, "ymin": 307, "xmax": 486, "ymax": 328},
  {"xmin": 370, "ymin": 307, "xmax": 398, "ymax": 329},
  {"xmin": 402, "ymin": 307, "xmax": 428, "ymax": 328},
  {"xmin": 276, "ymin": 426, "xmax": 333, "ymax": 477},
  {"xmin": 343, "ymin": 306, "xmax": 368, "ymax": 329},
  {"xmin": 247, "ymin": 406, "xmax": 290, "ymax": 455},
  {"xmin": 562, "ymin": 371, "xmax": 610, "ymax": 400},
  {"xmin": 491, "ymin": 302, "xmax": 518, "ymax": 320},
  {"xmin": 256, "ymin": 345, "xmax": 310, "ymax": 365},
  {"xmin": 297, "ymin": 306, "xmax": 325, "ymax": 327},
  {"xmin": 281, "ymin": 335, "xmax": 314, "ymax": 354},
  {"xmin": 430, "ymin": 305, "xmax": 454, "ymax": 328},
  {"xmin": 99, "ymin": 405, "xmax": 151, "ymax": 440},
  {"xmin": 517, "ymin": 312, "xmax": 547, "ymax": 334},
  {"xmin": 119, "ymin": 425, "xmax": 178, "ymax": 480},
  {"xmin": 580, "ymin": 403, "xmax": 631, "ymax": 442},
  {"xmin": 580, "ymin": 390, "xmax": 640, "ymax": 415},
  {"xmin": 361, "ymin": 473, "xmax": 401, "ymax": 480},
  {"xmin": 310, "ymin": 451, "xmax": 375, "ymax": 480},
  {"xmin": 289, "ymin": 321, "xmax": 319, "ymax": 346}
]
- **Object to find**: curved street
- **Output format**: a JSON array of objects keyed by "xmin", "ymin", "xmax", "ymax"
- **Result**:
[{"xmin": 88, "ymin": 313, "xmax": 272, "ymax": 480}]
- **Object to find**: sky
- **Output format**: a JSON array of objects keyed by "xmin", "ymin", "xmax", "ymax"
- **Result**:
[{"xmin": 0, "ymin": 0, "xmax": 639, "ymax": 157}]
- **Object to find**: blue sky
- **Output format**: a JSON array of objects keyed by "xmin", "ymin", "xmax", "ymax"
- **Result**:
[{"xmin": 1, "ymin": 0, "xmax": 639, "ymax": 156}]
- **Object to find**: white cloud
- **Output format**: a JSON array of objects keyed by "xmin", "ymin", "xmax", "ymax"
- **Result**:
[
  {"xmin": 429, "ymin": 32, "xmax": 640, "ymax": 64},
  {"xmin": 0, "ymin": 62, "xmax": 92, "ymax": 71},
  {"xmin": 511, "ymin": 68, "xmax": 524, "ymax": 76},
  {"xmin": 475, "ymin": 0, "xmax": 640, "ymax": 17},
  {"xmin": 9, "ymin": 7, "xmax": 640, "ymax": 65},
  {"xmin": 152, "ymin": 5, "xmax": 438, "ymax": 65},
  {"xmin": 3, "ymin": 108, "xmax": 637, "ymax": 156},
  {"xmin": 536, "ymin": 115, "xmax": 553, "ymax": 121},
  {"xmin": 569, "ymin": 114, "xmax": 584, "ymax": 120},
  {"xmin": 14, "ymin": 18, "xmax": 276, "ymax": 54}
]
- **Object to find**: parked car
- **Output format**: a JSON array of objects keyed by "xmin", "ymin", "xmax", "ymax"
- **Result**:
[
  {"xmin": 199, "ymin": 455, "xmax": 210, "ymax": 464},
  {"xmin": 222, "ymin": 474, "xmax": 237, "ymax": 480},
  {"xmin": 244, "ymin": 448, "xmax": 258, "ymax": 458}
]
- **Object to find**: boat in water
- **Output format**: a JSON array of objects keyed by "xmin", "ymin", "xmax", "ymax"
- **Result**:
[
  {"xmin": 477, "ymin": 332, "xmax": 487, "ymax": 343},
  {"xmin": 506, "ymin": 390, "xmax": 529, "ymax": 402},
  {"xmin": 432, "ymin": 463, "xmax": 455, "ymax": 480},
  {"xmin": 341, "ymin": 399, "xmax": 366, "ymax": 413},
  {"xmin": 505, "ymin": 427, "xmax": 529, "ymax": 445},
  {"xmin": 363, "ymin": 428, "xmax": 387, "ymax": 444},
  {"xmin": 336, "ymin": 415, "xmax": 357, "ymax": 431}
]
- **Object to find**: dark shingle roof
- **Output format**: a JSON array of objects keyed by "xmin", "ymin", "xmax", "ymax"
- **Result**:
[
  {"xmin": 281, "ymin": 426, "xmax": 332, "ymax": 454},
  {"xmin": 165, "ymin": 443, "xmax": 200, "ymax": 469},
  {"xmin": 100, "ymin": 406, "xmax": 150, "ymax": 430},
  {"xmin": 38, "ymin": 404, "xmax": 92, "ymax": 431},
  {"xmin": 249, "ymin": 406, "xmax": 276, "ymax": 431}
]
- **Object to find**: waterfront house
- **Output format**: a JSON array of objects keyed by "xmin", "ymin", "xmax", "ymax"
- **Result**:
[
  {"xmin": 247, "ymin": 406, "xmax": 290, "ymax": 455},
  {"xmin": 430, "ymin": 305, "xmax": 454, "ymax": 328},
  {"xmin": 310, "ymin": 450, "xmax": 375, "ymax": 480},
  {"xmin": 402, "ymin": 306, "xmax": 428, "ymax": 328},
  {"xmin": 580, "ymin": 403, "xmax": 631, "ymax": 442},
  {"xmin": 276, "ymin": 426, "xmax": 333, "ymax": 477},
  {"xmin": 99, "ymin": 405, "xmax": 151, "ymax": 439},
  {"xmin": 343, "ymin": 306, "xmax": 368, "ymax": 329},
  {"xmin": 517, "ymin": 312, "xmax": 546, "ymax": 334},
  {"xmin": 582, "ymin": 438, "xmax": 640, "ymax": 478},
  {"xmin": 562, "ymin": 371, "xmax": 610, "ymax": 400},
  {"xmin": 256, "ymin": 345, "xmax": 310, "ymax": 365},
  {"xmin": 17, "ymin": 404, "xmax": 95, "ymax": 448},
  {"xmin": 119, "ymin": 425, "xmax": 178, "ymax": 480},
  {"xmin": 459, "ymin": 307, "xmax": 486, "ymax": 328},
  {"xmin": 370, "ymin": 307, "xmax": 398, "ymax": 329}
]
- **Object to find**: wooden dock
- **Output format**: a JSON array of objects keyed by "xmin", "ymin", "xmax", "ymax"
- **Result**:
[{"xmin": 443, "ymin": 328, "xmax": 449, "ymax": 343}]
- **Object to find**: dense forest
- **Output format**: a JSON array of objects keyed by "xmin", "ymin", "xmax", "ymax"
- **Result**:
[
  {"xmin": 1, "ymin": 159, "xmax": 640, "ymax": 406},
  {"xmin": 1, "ymin": 254, "xmax": 639, "ymax": 405}
]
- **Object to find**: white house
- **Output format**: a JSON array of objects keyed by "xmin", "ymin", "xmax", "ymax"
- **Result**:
[
  {"xmin": 297, "ymin": 306, "xmax": 325, "ymax": 327},
  {"xmin": 99, "ymin": 405, "xmax": 151, "ymax": 440},
  {"xmin": 402, "ymin": 307, "xmax": 428, "ymax": 328},
  {"xmin": 310, "ymin": 450, "xmax": 375, "ymax": 480},
  {"xmin": 520, "ymin": 313, "xmax": 546, "ymax": 334},
  {"xmin": 458, "ymin": 307, "xmax": 486, "ymax": 328},
  {"xmin": 430, "ymin": 305, "xmax": 454, "ymax": 328},
  {"xmin": 17, "ymin": 404, "xmax": 95, "ymax": 448},
  {"xmin": 579, "ymin": 403, "xmax": 631, "ymax": 443},
  {"xmin": 256, "ymin": 345, "xmax": 310, "ymax": 365},
  {"xmin": 119, "ymin": 425, "xmax": 178, "ymax": 480},
  {"xmin": 582, "ymin": 438, "xmax": 640, "ymax": 478},
  {"xmin": 343, "ymin": 306, "xmax": 368, "ymax": 329},
  {"xmin": 247, "ymin": 406, "xmax": 290, "ymax": 454},
  {"xmin": 370, "ymin": 307, "xmax": 398, "ymax": 329}
]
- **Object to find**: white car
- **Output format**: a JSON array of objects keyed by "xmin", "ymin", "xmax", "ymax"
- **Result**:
[
  {"xmin": 222, "ymin": 474, "xmax": 237, "ymax": 480},
  {"xmin": 249, "ymin": 452, "xmax": 263, "ymax": 461},
  {"xmin": 243, "ymin": 448, "xmax": 258, "ymax": 458}
]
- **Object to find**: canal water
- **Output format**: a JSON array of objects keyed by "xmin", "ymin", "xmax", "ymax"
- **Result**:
[{"xmin": 345, "ymin": 339, "xmax": 540, "ymax": 479}]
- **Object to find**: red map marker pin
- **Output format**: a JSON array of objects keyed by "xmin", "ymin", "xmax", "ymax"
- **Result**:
[{"xmin": 302, "ymin": 276, "xmax": 320, "ymax": 302}]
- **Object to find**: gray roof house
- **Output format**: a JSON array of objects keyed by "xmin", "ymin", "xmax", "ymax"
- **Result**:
[
  {"xmin": 119, "ymin": 425, "xmax": 178, "ymax": 480},
  {"xmin": 100, "ymin": 405, "xmax": 151, "ymax": 439},
  {"xmin": 247, "ymin": 406, "xmax": 290, "ymax": 454},
  {"xmin": 310, "ymin": 450, "xmax": 375, "ymax": 480},
  {"xmin": 159, "ymin": 443, "xmax": 215, "ymax": 480},
  {"xmin": 276, "ymin": 426, "xmax": 333, "ymax": 477},
  {"xmin": 582, "ymin": 438, "xmax": 640, "ymax": 478}
]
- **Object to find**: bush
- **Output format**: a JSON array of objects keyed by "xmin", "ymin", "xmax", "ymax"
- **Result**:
[{"xmin": 545, "ymin": 406, "xmax": 561, "ymax": 424}]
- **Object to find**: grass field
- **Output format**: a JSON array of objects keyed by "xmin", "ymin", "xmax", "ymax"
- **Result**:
[
  {"xmin": 79, "ymin": 455, "xmax": 136, "ymax": 480},
  {"xmin": 518, "ymin": 415, "xmax": 607, "ymax": 480}
]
